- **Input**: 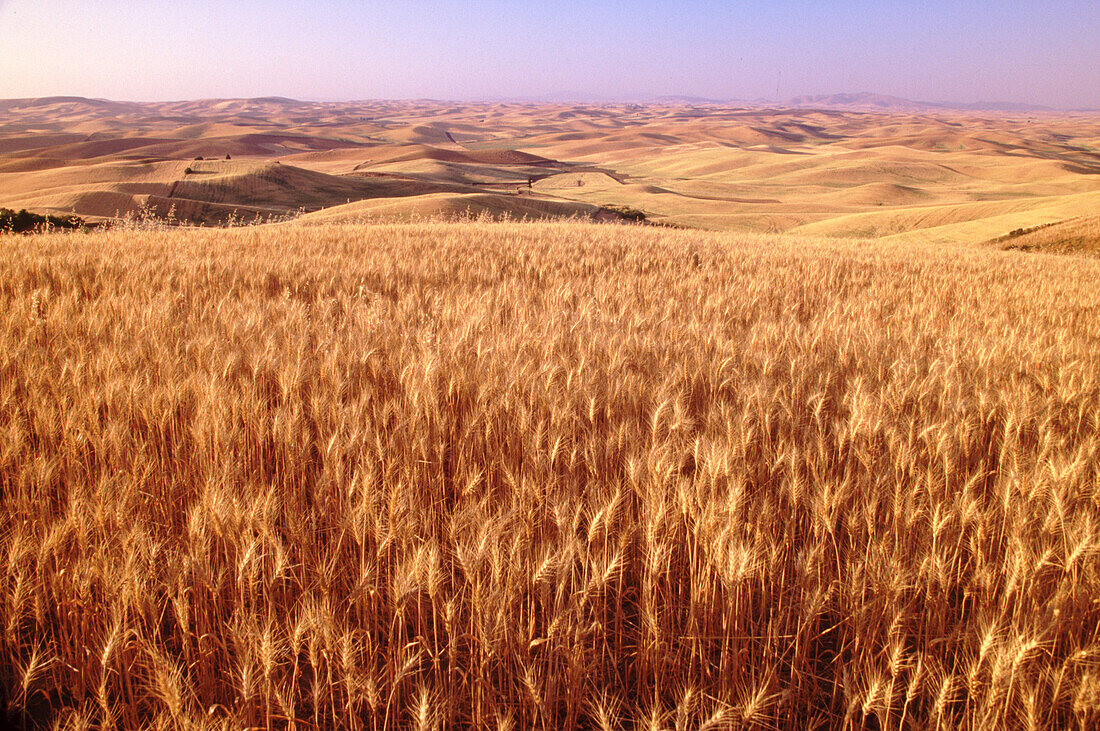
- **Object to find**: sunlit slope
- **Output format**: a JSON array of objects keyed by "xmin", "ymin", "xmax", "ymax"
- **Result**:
[
  {"xmin": 0, "ymin": 158, "xmax": 483, "ymax": 224},
  {"xmin": 989, "ymin": 214, "xmax": 1100, "ymax": 255},
  {"xmin": 0, "ymin": 97, "xmax": 1098, "ymax": 239},
  {"xmin": 294, "ymin": 192, "xmax": 606, "ymax": 223},
  {"xmin": 532, "ymin": 139, "xmax": 1100, "ymax": 233},
  {"xmin": 790, "ymin": 190, "xmax": 1100, "ymax": 242}
]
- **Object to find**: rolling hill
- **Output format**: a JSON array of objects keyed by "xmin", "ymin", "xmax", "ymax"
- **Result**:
[{"xmin": 0, "ymin": 96, "xmax": 1097, "ymax": 242}]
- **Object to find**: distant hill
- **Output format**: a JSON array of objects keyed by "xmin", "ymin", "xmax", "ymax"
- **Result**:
[
  {"xmin": 652, "ymin": 95, "xmax": 733, "ymax": 105},
  {"xmin": 1, "ymin": 95, "xmax": 1097, "ymax": 238},
  {"xmin": 785, "ymin": 92, "xmax": 1054, "ymax": 113},
  {"xmin": 0, "ymin": 93, "xmax": 1067, "ymax": 114},
  {"xmin": 0, "ymin": 96, "xmax": 142, "ymax": 113}
]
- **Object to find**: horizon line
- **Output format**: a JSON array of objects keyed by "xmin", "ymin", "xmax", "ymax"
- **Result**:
[{"xmin": 1, "ymin": 91, "xmax": 1096, "ymax": 113}]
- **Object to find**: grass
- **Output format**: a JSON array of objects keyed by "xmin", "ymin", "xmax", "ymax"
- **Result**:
[
  {"xmin": 1, "ymin": 220, "xmax": 1099, "ymax": 728},
  {"xmin": 994, "ymin": 215, "xmax": 1100, "ymax": 256}
]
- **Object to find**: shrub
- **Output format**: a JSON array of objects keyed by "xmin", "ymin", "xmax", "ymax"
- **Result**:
[{"xmin": 0, "ymin": 208, "xmax": 85, "ymax": 233}]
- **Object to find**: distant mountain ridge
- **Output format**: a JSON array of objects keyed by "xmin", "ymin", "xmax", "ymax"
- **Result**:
[{"xmin": 783, "ymin": 92, "xmax": 1056, "ymax": 113}]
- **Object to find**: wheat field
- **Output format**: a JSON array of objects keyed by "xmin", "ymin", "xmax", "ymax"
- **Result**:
[{"xmin": 1, "ymin": 220, "xmax": 1099, "ymax": 729}]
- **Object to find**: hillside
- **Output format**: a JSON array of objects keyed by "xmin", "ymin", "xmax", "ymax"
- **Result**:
[
  {"xmin": 294, "ymin": 192, "xmax": 610, "ymax": 223},
  {"xmin": 0, "ymin": 97, "xmax": 1097, "ymax": 242},
  {"xmin": 990, "ymin": 215, "xmax": 1100, "ymax": 256}
]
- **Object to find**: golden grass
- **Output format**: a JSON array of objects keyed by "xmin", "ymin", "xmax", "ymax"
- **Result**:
[
  {"xmin": 993, "ymin": 215, "xmax": 1100, "ymax": 256},
  {"xmin": 1, "ymin": 221, "xmax": 1099, "ymax": 728}
]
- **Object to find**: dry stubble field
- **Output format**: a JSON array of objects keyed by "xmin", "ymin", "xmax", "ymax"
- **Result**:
[{"xmin": 1, "ymin": 220, "xmax": 1099, "ymax": 728}]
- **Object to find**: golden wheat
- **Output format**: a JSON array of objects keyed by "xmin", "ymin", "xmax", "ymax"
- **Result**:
[{"xmin": 1, "ymin": 220, "xmax": 1098, "ymax": 728}]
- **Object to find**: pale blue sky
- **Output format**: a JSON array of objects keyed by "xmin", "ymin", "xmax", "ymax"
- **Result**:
[{"xmin": 0, "ymin": 0, "xmax": 1096, "ymax": 107}]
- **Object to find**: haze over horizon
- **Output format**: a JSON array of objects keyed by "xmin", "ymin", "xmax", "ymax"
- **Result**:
[{"xmin": 0, "ymin": 0, "xmax": 1097, "ymax": 109}]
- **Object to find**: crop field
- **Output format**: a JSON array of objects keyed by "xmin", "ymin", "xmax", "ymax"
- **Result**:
[{"xmin": 2, "ymin": 220, "xmax": 1099, "ymax": 728}]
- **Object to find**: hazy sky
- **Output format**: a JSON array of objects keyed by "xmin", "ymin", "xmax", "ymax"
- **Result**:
[{"xmin": 1, "ymin": 0, "xmax": 1097, "ymax": 107}]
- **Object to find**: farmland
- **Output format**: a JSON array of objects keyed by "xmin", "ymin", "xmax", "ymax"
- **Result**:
[{"xmin": 2, "ymin": 220, "xmax": 1098, "ymax": 727}]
